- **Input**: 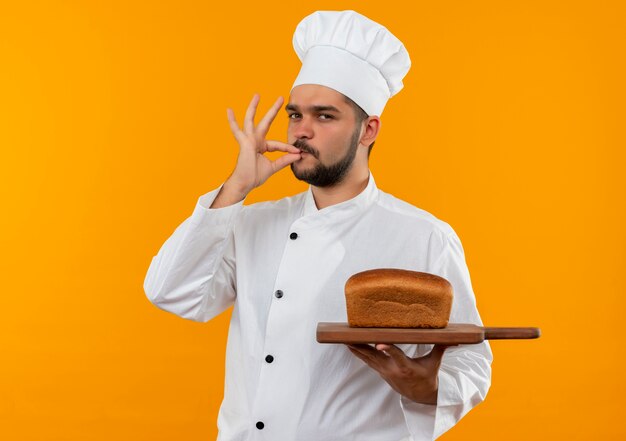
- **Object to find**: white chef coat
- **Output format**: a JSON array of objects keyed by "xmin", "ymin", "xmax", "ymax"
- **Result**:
[{"xmin": 143, "ymin": 170, "xmax": 492, "ymax": 441}]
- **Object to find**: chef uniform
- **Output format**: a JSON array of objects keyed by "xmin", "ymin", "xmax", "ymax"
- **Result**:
[{"xmin": 143, "ymin": 10, "xmax": 492, "ymax": 441}]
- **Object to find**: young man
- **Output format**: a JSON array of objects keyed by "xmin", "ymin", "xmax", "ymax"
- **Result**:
[{"xmin": 144, "ymin": 10, "xmax": 492, "ymax": 441}]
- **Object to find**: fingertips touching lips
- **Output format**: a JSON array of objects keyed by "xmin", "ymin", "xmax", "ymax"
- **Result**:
[{"xmin": 293, "ymin": 143, "xmax": 315, "ymax": 157}]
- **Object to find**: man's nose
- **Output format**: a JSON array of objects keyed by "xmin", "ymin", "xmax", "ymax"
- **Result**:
[{"xmin": 292, "ymin": 116, "xmax": 313, "ymax": 139}]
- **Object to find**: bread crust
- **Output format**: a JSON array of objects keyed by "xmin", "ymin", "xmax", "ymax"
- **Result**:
[{"xmin": 345, "ymin": 268, "xmax": 453, "ymax": 328}]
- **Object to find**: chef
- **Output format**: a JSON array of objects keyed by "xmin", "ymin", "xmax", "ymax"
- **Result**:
[{"xmin": 144, "ymin": 9, "xmax": 492, "ymax": 441}]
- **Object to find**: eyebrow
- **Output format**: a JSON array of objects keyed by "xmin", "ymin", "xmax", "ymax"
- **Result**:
[{"xmin": 285, "ymin": 104, "xmax": 342, "ymax": 113}]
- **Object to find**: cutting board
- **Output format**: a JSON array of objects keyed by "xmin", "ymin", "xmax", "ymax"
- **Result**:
[{"xmin": 316, "ymin": 322, "xmax": 541, "ymax": 344}]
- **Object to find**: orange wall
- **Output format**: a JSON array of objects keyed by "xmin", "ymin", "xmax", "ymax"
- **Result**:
[{"xmin": 1, "ymin": 1, "xmax": 624, "ymax": 440}]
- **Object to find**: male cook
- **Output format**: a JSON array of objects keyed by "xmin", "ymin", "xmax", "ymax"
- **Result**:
[{"xmin": 144, "ymin": 10, "xmax": 492, "ymax": 441}]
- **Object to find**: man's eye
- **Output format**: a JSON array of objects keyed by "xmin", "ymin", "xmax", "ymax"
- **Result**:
[
  {"xmin": 319, "ymin": 114, "xmax": 333, "ymax": 120},
  {"xmin": 288, "ymin": 113, "xmax": 301, "ymax": 119}
]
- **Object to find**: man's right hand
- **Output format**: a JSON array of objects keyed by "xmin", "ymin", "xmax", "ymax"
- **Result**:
[{"xmin": 212, "ymin": 94, "xmax": 301, "ymax": 208}]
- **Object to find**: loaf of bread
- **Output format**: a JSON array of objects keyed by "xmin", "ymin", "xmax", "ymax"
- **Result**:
[{"xmin": 344, "ymin": 268, "xmax": 453, "ymax": 328}]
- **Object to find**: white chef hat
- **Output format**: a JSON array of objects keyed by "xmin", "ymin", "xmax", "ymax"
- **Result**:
[{"xmin": 290, "ymin": 10, "xmax": 411, "ymax": 117}]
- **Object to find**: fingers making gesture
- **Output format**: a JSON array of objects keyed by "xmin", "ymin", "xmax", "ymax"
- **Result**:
[{"xmin": 225, "ymin": 94, "xmax": 302, "ymax": 196}]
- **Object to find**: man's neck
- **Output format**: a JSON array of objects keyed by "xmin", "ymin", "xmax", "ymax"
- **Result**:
[{"xmin": 310, "ymin": 167, "xmax": 370, "ymax": 210}]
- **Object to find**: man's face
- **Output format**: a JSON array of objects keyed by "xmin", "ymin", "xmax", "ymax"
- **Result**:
[{"xmin": 285, "ymin": 84, "xmax": 362, "ymax": 187}]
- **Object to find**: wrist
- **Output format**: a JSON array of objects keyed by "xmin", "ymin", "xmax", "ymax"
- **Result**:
[
  {"xmin": 223, "ymin": 175, "xmax": 252, "ymax": 199},
  {"xmin": 223, "ymin": 178, "xmax": 250, "ymax": 201},
  {"xmin": 209, "ymin": 178, "xmax": 249, "ymax": 209},
  {"xmin": 406, "ymin": 378, "xmax": 438, "ymax": 405}
]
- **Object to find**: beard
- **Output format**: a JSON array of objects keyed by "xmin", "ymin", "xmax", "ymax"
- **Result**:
[{"xmin": 290, "ymin": 125, "xmax": 361, "ymax": 187}]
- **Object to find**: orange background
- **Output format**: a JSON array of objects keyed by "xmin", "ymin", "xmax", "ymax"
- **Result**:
[{"xmin": 1, "ymin": 1, "xmax": 624, "ymax": 440}]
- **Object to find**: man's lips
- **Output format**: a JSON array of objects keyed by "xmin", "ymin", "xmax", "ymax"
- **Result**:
[
  {"xmin": 293, "ymin": 144, "xmax": 316, "ymax": 158},
  {"xmin": 297, "ymin": 150, "xmax": 314, "ymax": 158}
]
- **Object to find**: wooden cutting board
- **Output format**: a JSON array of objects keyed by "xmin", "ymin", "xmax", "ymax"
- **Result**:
[{"xmin": 316, "ymin": 322, "xmax": 541, "ymax": 344}]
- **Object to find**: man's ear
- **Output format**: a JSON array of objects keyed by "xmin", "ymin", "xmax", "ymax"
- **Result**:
[{"xmin": 360, "ymin": 116, "xmax": 381, "ymax": 147}]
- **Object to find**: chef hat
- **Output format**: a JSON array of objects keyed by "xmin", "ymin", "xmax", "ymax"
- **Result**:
[{"xmin": 290, "ymin": 10, "xmax": 411, "ymax": 117}]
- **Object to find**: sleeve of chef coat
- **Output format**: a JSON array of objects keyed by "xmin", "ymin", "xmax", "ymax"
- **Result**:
[
  {"xmin": 143, "ymin": 183, "xmax": 244, "ymax": 323},
  {"xmin": 399, "ymin": 229, "xmax": 493, "ymax": 440}
]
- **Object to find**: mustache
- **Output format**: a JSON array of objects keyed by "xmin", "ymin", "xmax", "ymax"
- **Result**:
[{"xmin": 292, "ymin": 139, "xmax": 319, "ymax": 158}]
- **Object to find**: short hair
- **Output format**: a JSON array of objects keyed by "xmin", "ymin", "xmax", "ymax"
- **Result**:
[{"xmin": 342, "ymin": 95, "xmax": 376, "ymax": 157}]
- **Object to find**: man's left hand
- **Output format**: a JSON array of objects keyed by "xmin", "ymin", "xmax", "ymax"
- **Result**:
[{"xmin": 347, "ymin": 343, "xmax": 456, "ymax": 405}]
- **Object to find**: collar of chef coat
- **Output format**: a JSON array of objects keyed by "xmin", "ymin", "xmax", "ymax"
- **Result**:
[{"xmin": 299, "ymin": 170, "xmax": 380, "ymax": 228}]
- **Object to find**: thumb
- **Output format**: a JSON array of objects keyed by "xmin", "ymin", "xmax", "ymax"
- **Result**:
[
  {"xmin": 426, "ymin": 344, "xmax": 453, "ymax": 367},
  {"xmin": 271, "ymin": 152, "xmax": 302, "ymax": 172}
]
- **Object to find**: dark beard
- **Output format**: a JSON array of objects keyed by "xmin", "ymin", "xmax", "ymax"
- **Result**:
[{"xmin": 290, "ymin": 125, "xmax": 361, "ymax": 187}]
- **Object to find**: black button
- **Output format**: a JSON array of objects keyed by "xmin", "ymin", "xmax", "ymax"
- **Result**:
[
  {"xmin": 256, "ymin": 421, "xmax": 264, "ymax": 430},
  {"xmin": 265, "ymin": 354, "xmax": 274, "ymax": 363},
  {"xmin": 290, "ymin": 232, "xmax": 298, "ymax": 240},
  {"xmin": 275, "ymin": 290, "xmax": 283, "ymax": 298}
]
